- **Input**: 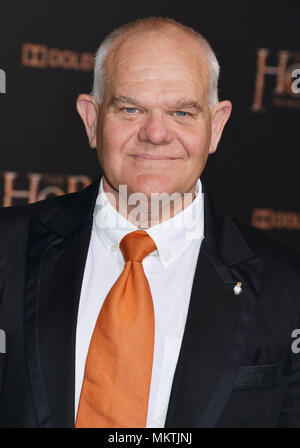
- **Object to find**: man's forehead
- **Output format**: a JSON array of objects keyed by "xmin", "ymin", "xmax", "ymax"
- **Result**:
[
  {"xmin": 106, "ymin": 26, "xmax": 208, "ymax": 75},
  {"xmin": 102, "ymin": 26, "xmax": 210, "ymax": 104},
  {"xmin": 107, "ymin": 72, "xmax": 208, "ymax": 104}
]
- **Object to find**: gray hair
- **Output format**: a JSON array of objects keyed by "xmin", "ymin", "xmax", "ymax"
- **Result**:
[{"xmin": 91, "ymin": 17, "xmax": 220, "ymax": 106}]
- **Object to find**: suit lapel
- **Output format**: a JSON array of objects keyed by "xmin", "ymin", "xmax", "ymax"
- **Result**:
[
  {"xmin": 164, "ymin": 189, "xmax": 265, "ymax": 428},
  {"xmin": 24, "ymin": 178, "xmax": 100, "ymax": 427}
]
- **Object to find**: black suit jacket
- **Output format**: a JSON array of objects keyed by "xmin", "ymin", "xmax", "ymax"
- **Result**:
[{"xmin": 0, "ymin": 177, "xmax": 300, "ymax": 428}]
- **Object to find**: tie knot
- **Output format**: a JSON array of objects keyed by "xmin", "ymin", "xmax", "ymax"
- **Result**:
[{"xmin": 120, "ymin": 230, "xmax": 157, "ymax": 263}]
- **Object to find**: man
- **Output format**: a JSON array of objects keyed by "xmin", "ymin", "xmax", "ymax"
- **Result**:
[{"xmin": 0, "ymin": 17, "xmax": 300, "ymax": 428}]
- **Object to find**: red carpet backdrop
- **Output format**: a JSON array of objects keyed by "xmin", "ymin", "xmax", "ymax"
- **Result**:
[{"xmin": 0, "ymin": 0, "xmax": 299, "ymax": 248}]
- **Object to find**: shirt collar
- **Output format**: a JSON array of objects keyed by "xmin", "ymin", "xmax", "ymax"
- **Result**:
[{"xmin": 93, "ymin": 177, "xmax": 204, "ymax": 267}]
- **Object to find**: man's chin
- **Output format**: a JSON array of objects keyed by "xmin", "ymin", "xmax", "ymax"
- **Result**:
[
  {"xmin": 125, "ymin": 174, "xmax": 180, "ymax": 197},
  {"xmin": 126, "ymin": 184, "xmax": 178, "ymax": 199}
]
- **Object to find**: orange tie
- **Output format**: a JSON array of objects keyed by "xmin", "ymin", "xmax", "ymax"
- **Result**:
[{"xmin": 75, "ymin": 230, "xmax": 157, "ymax": 428}]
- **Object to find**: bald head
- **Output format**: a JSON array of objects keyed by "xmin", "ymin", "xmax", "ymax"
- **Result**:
[{"xmin": 92, "ymin": 17, "xmax": 220, "ymax": 107}]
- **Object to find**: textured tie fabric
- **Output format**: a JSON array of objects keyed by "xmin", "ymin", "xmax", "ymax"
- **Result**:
[{"xmin": 75, "ymin": 230, "xmax": 157, "ymax": 428}]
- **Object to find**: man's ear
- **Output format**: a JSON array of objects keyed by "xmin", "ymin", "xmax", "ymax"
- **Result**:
[
  {"xmin": 209, "ymin": 100, "xmax": 232, "ymax": 154},
  {"xmin": 76, "ymin": 94, "xmax": 99, "ymax": 148}
]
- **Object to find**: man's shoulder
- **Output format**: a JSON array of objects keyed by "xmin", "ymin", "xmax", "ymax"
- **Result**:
[
  {"xmin": 232, "ymin": 216, "xmax": 300, "ymax": 274},
  {"xmin": 0, "ymin": 189, "xmax": 79, "ymax": 228},
  {"xmin": 0, "ymin": 178, "xmax": 99, "ymax": 228},
  {"xmin": 0, "ymin": 180, "xmax": 100, "ymax": 277},
  {"xmin": 207, "ymin": 191, "xmax": 300, "ymax": 274},
  {"xmin": 0, "ymin": 188, "xmax": 92, "ymax": 260}
]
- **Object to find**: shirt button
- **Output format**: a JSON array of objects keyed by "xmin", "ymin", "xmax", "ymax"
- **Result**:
[
  {"xmin": 111, "ymin": 244, "xmax": 118, "ymax": 252},
  {"xmin": 164, "ymin": 252, "xmax": 172, "ymax": 262}
]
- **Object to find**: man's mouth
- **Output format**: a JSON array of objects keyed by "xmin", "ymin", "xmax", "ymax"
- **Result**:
[{"xmin": 131, "ymin": 154, "xmax": 179, "ymax": 160}]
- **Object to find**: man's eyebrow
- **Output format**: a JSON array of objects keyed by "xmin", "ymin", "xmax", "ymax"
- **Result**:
[
  {"xmin": 108, "ymin": 95, "xmax": 203, "ymax": 112},
  {"xmin": 108, "ymin": 95, "xmax": 139, "ymax": 107},
  {"xmin": 172, "ymin": 100, "xmax": 203, "ymax": 111}
]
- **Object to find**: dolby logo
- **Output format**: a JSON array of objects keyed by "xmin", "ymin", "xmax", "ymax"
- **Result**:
[{"xmin": 21, "ymin": 43, "xmax": 94, "ymax": 71}]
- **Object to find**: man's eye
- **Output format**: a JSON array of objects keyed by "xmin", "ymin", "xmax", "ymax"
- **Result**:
[
  {"xmin": 122, "ymin": 107, "xmax": 138, "ymax": 114},
  {"xmin": 174, "ymin": 111, "xmax": 189, "ymax": 117}
]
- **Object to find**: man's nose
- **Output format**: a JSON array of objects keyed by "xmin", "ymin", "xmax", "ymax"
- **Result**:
[{"xmin": 137, "ymin": 111, "xmax": 173, "ymax": 145}]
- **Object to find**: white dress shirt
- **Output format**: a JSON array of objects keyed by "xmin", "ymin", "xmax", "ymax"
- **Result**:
[{"xmin": 75, "ymin": 178, "xmax": 204, "ymax": 427}]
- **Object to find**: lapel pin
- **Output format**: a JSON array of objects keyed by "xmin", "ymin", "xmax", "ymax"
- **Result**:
[{"xmin": 233, "ymin": 281, "xmax": 243, "ymax": 296}]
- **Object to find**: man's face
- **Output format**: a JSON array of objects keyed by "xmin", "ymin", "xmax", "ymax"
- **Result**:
[{"xmin": 79, "ymin": 28, "xmax": 232, "ymax": 198}]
